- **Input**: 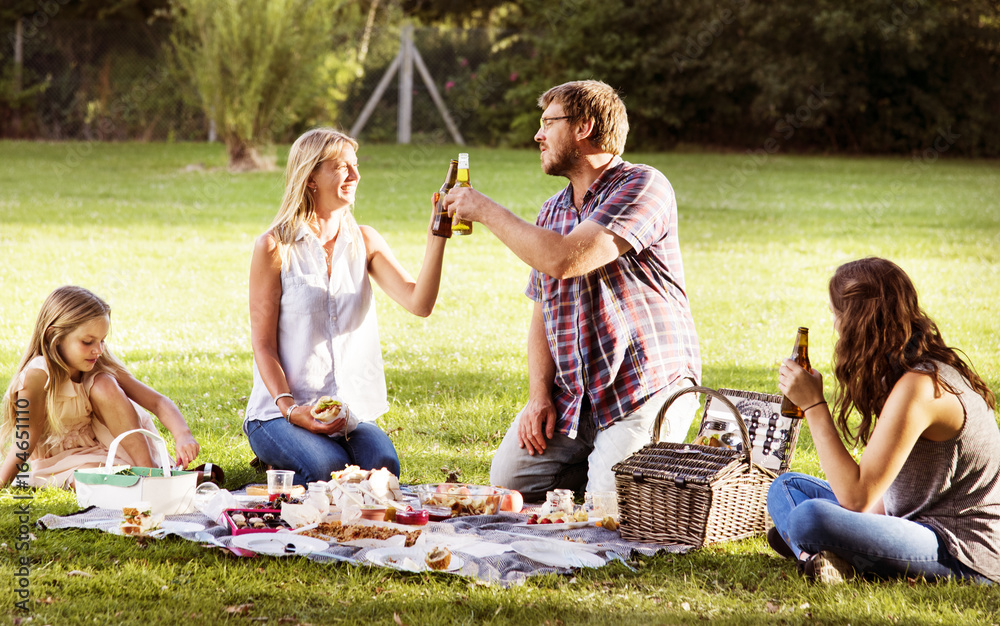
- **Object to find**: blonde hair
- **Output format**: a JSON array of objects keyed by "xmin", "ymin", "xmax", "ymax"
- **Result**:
[
  {"xmin": 1, "ymin": 286, "xmax": 128, "ymax": 448},
  {"xmin": 538, "ymin": 80, "xmax": 629, "ymax": 155},
  {"xmin": 270, "ymin": 128, "xmax": 363, "ymax": 263}
]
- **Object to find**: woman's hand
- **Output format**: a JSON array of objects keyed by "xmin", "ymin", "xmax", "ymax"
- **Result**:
[
  {"xmin": 289, "ymin": 405, "xmax": 347, "ymax": 436},
  {"xmin": 778, "ymin": 358, "xmax": 825, "ymax": 409}
]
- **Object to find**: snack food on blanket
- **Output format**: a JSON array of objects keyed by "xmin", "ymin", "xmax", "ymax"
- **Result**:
[
  {"xmin": 302, "ymin": 521, "xmax": 422, "ymax": 547},
  {"xmin": 527, "ymin": 509, "xmax": 590, "ymax": 525},
  {"xmin": 120, "ymin": 504, "xmax": 163, "ymax": 536},
  {"xmin": 311, "ymin": 396, "xmax": 343, "ymax": 423},
  {"xmin": 425, "ymin": 546, "xmax": 452, "ymax": 571}
]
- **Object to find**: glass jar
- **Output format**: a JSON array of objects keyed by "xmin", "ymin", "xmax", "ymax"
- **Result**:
[{"xmin": 306, "ymin": 481, "xmax": 330, "ymax": 514}]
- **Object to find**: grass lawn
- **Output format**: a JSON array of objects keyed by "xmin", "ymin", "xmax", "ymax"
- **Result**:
[{"xmin": 1, "ymin": 140, "xmax": 999, "ymax": 625}]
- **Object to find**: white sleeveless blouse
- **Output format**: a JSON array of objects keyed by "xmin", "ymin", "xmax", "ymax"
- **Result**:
[{"xmin": 244, "ymin": 223, "xmax": 388, "ymax": 426}]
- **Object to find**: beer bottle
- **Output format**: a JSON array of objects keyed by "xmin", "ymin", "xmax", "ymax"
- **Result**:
[
  {"xmin": 451, "ymin": 152, "xmax": 473, "ymax": 235},
  {"xmin": 431, "ymin": 159, "xmax": 458, "ymax": 238},
  {"xmin": 780, "ymin": 326, "xmax": 811, "ymax": 419}
]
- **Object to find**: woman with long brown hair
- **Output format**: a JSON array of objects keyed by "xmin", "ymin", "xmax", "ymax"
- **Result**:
[{"xmin": 768, "ymin": 257, "xmax": 1000, "ymax": 583}]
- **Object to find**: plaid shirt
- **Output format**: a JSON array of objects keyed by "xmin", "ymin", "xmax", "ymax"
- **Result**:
[{"xmin": 525, "ymin": 158, "xmax": 701, "ymax": 437}]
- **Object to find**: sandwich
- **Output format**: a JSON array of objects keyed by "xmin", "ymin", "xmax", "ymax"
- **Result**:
[
  {"xmin": 424, "ymin": 546, "xmax": 451, "ymax": 571},
  {"xmin": 120, "ymin": 505, "xmax": 162, "ymax": 536},
  {"xmin": 311, "ymin": 396, "xmax": 343, "ymax": 424}
]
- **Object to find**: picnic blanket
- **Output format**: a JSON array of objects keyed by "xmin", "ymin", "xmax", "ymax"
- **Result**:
[{"xmin": 37, "ymin": 506, "xmax": 687, "ymax": 587}]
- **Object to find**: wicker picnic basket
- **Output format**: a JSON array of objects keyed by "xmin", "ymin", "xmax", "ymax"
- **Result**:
[{"xmin": 612, "ymin": 386, "xmax": 777, "ymax": 548}]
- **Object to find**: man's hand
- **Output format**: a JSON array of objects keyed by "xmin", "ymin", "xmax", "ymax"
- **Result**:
[
  {"xmin": 517, "ymin": 397, "xmax": 557, "ymax": 455},
  {"xmin": 443, "ymin": 186, "xmax": 501, "ymax": 224}
]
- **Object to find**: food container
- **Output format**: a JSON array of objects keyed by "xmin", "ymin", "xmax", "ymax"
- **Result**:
[
  {"xmin": 422, "ymin": 505, "xmax": 453, "ymax": 522},
  {"xmin": 394, "ymin": 509, "xmax": 429, "ymax": 526},
  {"xmin": 414, "ymin": 483, "xmax": 505, "ymax": 517},
  {"xmin": 223, "ymin": 508, "xmax": 292, "ymax": 535},
  {"xmin": 359, "ymin": 505, "xmax": 388, "ymax": 521}
]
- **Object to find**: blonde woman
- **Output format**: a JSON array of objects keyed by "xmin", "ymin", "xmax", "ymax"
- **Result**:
[
  {"xmin": 0, "ymin": 286, "xmax": 200, "ymax": 488},
  {"xmin": 244, "ymin": 128, "xmax": 447, "ymax": 483}
]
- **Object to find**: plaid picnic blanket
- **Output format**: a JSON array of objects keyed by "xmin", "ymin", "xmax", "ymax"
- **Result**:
[{"xmin": 38, "ymin": 506, "xmax": 687, "ymax": 586}]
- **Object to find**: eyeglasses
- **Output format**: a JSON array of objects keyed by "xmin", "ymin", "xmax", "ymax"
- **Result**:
[{"xmin": 539, "ymin": 116, "xmax": 572, "ymax": 131}]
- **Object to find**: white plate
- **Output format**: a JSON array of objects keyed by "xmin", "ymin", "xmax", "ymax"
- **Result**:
[
  {"xmin": 510, "ymin": 540, "xmax": 605, "ymax": 568},
  {"xmin": 161, "ymin": 521, "xmax": 206, "ymax": 533},
  {"xmin": 366, "ymin": 546, "xmax": 464, "ymax": 573},
  {"xmin": 512, "ymin": 521, "xmax": 593, "ymax": 530},
  {"xmin": 231, "ymin": 533, "xmax": 328, "ymax": 556},
  {"xmin": 106, "ymin": 521, "xmax": 206, "ymax": 536}
]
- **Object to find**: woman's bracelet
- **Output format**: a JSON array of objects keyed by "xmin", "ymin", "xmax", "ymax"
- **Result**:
[
  {"xmin": 274, "ymin": 393, "xmax": 293, "ymax": 405},
  {"xmin": 802, "ymin": 400, "xmax": 827, "ymax": 412},
  {"xmin": 284, "ymin": 403, "xmax": 299, "ymax": 422}
]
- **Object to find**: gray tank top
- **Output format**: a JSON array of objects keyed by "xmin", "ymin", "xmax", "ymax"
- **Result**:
[{"xmin": 882, "ymin": 363, "xmax": 1000, "ymax": 581}]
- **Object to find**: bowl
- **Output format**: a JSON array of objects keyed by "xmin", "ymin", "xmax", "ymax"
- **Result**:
[
  {"xmin": 359, "ymin": 505, "xmax": 388, "ymax": 521},
  {"xmin": 394, "ymin": 508, "xmax": 429, "ymax": 526},
  {"xmin": 414, "ymin": 483, "xmax": 505, "ymax": 517}
]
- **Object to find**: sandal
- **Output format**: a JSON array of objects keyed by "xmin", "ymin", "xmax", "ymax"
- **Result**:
[
  {"xmin": 767, "ymin": 527, "xmax": 796, "ymax": 560},
  {"xmin": 801, "ymin": 551, "xmax": 856, "ymax": 584}
]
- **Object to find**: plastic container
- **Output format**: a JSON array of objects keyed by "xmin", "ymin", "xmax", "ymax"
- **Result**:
[
  {"xmin": 414, "ymin": 483, "xmax": 505, "ymax": 517},
  {"xmin": 223, "ymin": 508, "xmax": 292, "ymax": 535},
  {"xmin": 394, "ymin": 509, "xmax": 430, "ymax": 526}
]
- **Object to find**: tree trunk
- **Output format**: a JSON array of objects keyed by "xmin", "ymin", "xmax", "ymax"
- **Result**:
[{"xmin": 225, "ymin": 136, "xmax": 273, "ymax": 172}]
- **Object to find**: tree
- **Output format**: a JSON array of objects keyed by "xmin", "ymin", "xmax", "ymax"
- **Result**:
[{"xmin": 168, "ymin": 0, "xmax": 361, "ymax": 171}]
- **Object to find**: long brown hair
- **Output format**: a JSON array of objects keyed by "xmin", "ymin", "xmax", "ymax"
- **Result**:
[
  {"xmin": 829, "ymin": 257, "xmax": 995, "ymax": 445},
  {"xmin": 0, "ymin": 286, "xmax": 128, "ymax": 447}
]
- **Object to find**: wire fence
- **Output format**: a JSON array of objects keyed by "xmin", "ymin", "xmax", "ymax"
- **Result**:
[{"xmin": 0, "ymin": 19, "xmax": 527, "ymax": 145}]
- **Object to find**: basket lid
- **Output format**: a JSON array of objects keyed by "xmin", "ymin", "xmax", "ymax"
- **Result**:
[{"xmin": 612, "ymin": 442, "xmax": 746, "ymax": 486}]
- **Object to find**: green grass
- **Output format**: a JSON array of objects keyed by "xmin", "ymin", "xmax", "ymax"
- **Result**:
[{"xmin": 2, "ymin": 140, "xmax": 1000, "ymax": 625}]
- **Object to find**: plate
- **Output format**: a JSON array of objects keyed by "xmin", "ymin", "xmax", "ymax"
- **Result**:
[
  {"xmin": 510, "ymin": 540, "xmax": 605, "ymax": 569},
  {"xmin": 106, "ymin": 521, "xmax": 206, "ymax": 536},
  {"xmin": 231, "ymin": 533, "xmax": 328, "ymax": 556},
  {"xmin": 162, "ymin": 521, "xmax": 206, "ymax": 534},
  {"xmin": 512, "ymin": 521, "xmax": 593, "ymax": 530},
  {"xmin": 366, "ymin": 547, "xmax": 464, "ymax": 573}
]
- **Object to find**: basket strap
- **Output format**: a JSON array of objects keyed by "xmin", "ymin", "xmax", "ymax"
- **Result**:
[
  {"xmin": 100, "ymin": 428, "xmax": 172, "ymax": 475},
  {"xmin": 651, "ymin": 386, "xmax": 754, "ymax": 467}
]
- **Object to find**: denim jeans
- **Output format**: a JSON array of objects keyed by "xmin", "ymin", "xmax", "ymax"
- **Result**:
[
  {"xmin": 246, "ymin": 419, "xmax": 400, "ymax": 485},
  {"xmin": 767, "ymin": 472, "xmax": 990, "ymax": 583},
  {"xmin": 489, "ymin": 379, "xmax": 699, "ymax": 502}
]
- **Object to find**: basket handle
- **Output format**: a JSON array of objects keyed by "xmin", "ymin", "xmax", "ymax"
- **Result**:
[
  {"xmin": 100, "ymin": 428, "xmax": 172, "ymax": 476},
  {"xmin": 651, "ymin": 385, "xmax": 753, "ymax": 467}
]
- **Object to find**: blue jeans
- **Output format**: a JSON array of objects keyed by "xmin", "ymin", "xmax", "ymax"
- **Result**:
[
  {"xmin": 767, "ymin": 472, "xmax": 990, "ymax": 583},
  {"xmin": 246, "ymin": 419, "xmax": 400, "ymax": 485}
]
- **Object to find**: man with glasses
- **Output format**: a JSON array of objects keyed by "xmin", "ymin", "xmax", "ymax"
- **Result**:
[{"xmin": 444, "ymin": 80, "xmax": 701, "ymax": 502}]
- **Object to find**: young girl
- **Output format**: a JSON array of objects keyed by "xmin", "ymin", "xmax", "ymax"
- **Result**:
[
  {"xmin": 770, "ymin": 257, "xmax": 1000, "ymax": 583},
  {"xmin": 0, "ymin": 286, "xmax": 200, "ymax": 488},
  {"xmin": 243, "ymin": 128, "xmax": 447, "ymax": 484}
]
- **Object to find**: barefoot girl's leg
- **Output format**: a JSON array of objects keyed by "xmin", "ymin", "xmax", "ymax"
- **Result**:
[{"xmin": 90, "ymin": 373, "xmax": 155, "ymax": 467}]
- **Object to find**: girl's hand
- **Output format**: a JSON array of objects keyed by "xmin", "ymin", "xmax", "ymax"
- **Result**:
[
  {"xmin": 778, "ymin": 358, "xmax": 825, "ymax": 409},
  {"xmin": 173, "ymin": 432, "xmax": 200, "ymax": 468}
]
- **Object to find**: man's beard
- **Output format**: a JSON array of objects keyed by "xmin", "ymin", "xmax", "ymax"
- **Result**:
[{"xmin": 541, "ymin": 142, "xmax": 581, "ymax": 178}]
